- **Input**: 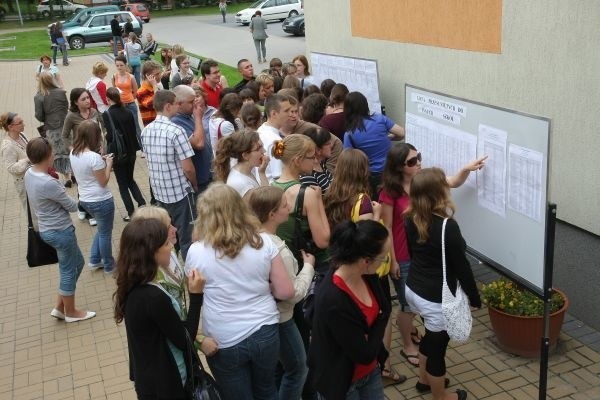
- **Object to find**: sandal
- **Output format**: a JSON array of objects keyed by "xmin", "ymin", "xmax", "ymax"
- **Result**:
[
  {"xmin": 381, "ymin": 367, "xmax": 407, "ymax": 387},
  {"xmin": 415, "ymin": 378, "xmax": 450, "ymax": 393},
  {"xmin": 411, "ymin": 328, "xmax": 422, "ymax": 345},
  {"xmin": 400, "ymin": 350, "xmax": 420, "ymax": 367}
]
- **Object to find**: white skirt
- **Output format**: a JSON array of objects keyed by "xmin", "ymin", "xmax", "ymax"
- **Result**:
[{"xmin": 405, "ymin": 285, "xmax": 446, "ymax": 332}]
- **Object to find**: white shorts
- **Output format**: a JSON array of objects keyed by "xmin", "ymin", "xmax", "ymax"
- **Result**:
[{"xmin": 405, "ymin": 285, "xmax": 445, "ymax": 332}]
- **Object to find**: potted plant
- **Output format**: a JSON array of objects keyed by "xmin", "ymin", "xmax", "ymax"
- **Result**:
[{"xmin": 480, "ymin": 279, "xmax": 568, "ymax": 358}]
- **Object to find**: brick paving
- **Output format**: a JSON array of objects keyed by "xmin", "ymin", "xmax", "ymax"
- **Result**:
[{"xmin": 0, "ymin": 55, "xmax": 599, "ymax": 400}]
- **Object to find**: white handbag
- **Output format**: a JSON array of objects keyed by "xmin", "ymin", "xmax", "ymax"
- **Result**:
[{"xmin": 441, "ymin": 218, "xmax": 473, "ymax": 343}]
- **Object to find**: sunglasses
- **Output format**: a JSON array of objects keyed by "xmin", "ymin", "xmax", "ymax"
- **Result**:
[{"xmin": 405, "ymin": 152, "xmax": 422, "ymax": 167}]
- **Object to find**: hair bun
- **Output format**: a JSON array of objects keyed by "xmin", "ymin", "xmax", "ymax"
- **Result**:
[{"xmin": 272, "ymin": 140, "xmax": 285, "ymax": 159}]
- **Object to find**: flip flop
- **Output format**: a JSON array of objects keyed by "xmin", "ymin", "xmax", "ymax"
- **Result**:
[
  {"xmin": 381, "ymin": 367, "xmax": 407, "ymax": 387},
  {"xmin": 400, "ymin": 349, "xmax": 420, "ymax": 367},
  {"xmin": 411, "ymin": 328, "xmax": 422, "ymax": 345}
]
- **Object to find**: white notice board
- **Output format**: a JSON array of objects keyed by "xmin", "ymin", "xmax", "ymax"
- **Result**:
[
  {"xmin": 310, "ymin": 52, "xmax": 382, "ymax": 113},
  {"xmin": 405, "ymin": 84, "xmax": 551, "ymax": 294}
]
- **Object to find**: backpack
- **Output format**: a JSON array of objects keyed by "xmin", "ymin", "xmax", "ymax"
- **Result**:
[{"xmin": 104, "ymin": 110, "xmax": 128, "ymax": 165}]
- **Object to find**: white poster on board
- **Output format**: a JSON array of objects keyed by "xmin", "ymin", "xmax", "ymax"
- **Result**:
[
  {"xmin": 508, "ymin": 144, "xmax": 544, "ymax": 222},
  {"xmin": 477, "ymin": 124, "xmax": 507, "ymax": 217}
]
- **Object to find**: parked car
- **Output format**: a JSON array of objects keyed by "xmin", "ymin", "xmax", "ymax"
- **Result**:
[
  {"xmin": 125, "ymin": 2, "xmax": 150, "ymax": 23},
  {"xmin": 63, "ymin": 10, "xmax": 142, "ymax": 50},
  {"xmin": 37, "ymin": 0, "xmax": 87, "ymax": 18},
  {"xmin": 235, "ymin": 0, "xmax": 302, "ymax": 26},
  {"xmin": 47, "ymin": 5, "xmax": 120, "ymax": 32},
  {"xmin": 282, "ymin": 13, "xmax": 304, "ymax": 36}
]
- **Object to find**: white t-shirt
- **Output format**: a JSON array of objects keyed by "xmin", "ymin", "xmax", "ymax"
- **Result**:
[
  {"xmin": 69, "ymin": 150, "xmax": 113, "ymax": 202},
  {"xmin": 208, "ymin": 116, "xmax": 236, "ymax": 155},
  {"xmin": 257, "ymin": 123, "xmax": 283, "ymax": 182},
  {"xmin": 185, "ymin": 232, "xmax": 280, "ymax": 348},
  {"xmin": 226, "ymin": 167, "xmax": 259, "ymax": 198}
]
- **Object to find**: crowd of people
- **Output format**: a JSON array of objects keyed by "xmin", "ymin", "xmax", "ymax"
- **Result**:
[{"xmin": 0, "ymin": 33, "xmax": 489, "ymax": 400}]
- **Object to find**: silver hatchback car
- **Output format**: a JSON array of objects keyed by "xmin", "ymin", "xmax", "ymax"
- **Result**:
[{"xmin": 63, "ymin": 10, "xmax": 142, "ymax": 50}]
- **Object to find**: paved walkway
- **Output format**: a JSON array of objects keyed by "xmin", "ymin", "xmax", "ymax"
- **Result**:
[{"xmin": 0, "ymin": 55, "xmax": 599, "ymax": 400}]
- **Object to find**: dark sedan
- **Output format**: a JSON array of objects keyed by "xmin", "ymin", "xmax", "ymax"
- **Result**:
[{"xmin": 282, "ymin": 14, "xmax": 305, "ymax": 36}]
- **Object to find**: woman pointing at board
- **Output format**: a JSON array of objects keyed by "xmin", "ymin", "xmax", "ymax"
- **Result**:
[{"xmin": 379, "ymin": 143, "xmax": 485, "ymax": 375}]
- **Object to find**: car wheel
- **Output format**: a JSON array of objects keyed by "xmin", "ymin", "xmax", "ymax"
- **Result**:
[
  {"xmin": 42, "ymin": 10, "xmax": 50, "ymax": 18},
  {"xmin": 289, "ymin": 10, "xmax": 298, "ymax": 17},
  {"xmin": 69, "ymin": 36, "xmax": 85, "ymax": 50},
  {"xmin": 299, "ymin": 23, "xmax": 305, "ymax": 36}
]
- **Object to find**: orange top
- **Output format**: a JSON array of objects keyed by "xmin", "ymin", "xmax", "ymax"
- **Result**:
[{"xmin": 113, "ymin": 73, "xmax": 136, "ymax": 104}]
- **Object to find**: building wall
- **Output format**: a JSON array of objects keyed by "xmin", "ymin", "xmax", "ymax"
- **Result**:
[{"xmin": 305, "ymin": 0, "xmax": 600, "ymax": 236}]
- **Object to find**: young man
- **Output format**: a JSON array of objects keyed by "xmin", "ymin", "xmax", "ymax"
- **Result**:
[
  {"xmin": 199, "ymin": 59, "xmax": 222, "ymax": 108},
  {"xmin": 137, "ymin": 60, "xmax": 162, "ymax": 127},
  {"xmin": 110, "ymin": 14, "xmax": 124, "ymax": 57},
  {"xmin": 171, "ymin": 85, "xmax": 214, "ymax": 194},
  {"xmin": 141, "ymin": 90, "xmax": 198, "ymax": 260},
  {"xmin": 233, "ymin": 59, "xmax": 255, "ymax": 93},
  {"xmin": 257, "ymin": 94, "xmax": 293, "ymax": 182}
]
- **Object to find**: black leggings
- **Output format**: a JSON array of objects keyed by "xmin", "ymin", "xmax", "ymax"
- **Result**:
[{"xmin": 419, "ymin": 328, "xmax": 450, "ymax": 377}]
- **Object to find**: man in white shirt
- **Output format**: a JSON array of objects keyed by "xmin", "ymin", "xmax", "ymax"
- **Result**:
[{"xmin": 257, "ymin": 94, "xmax": 293, "ymax": 182}]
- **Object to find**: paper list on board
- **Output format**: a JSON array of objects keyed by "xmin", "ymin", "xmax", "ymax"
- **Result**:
[
  {"xmin": 405, "ymin": 112, "xmax": 477, "ymax": 187},
  {"xmin": 477, "ymin": 124, "xmax": 507, "ymax": 217},
  {"xmin": 508, "ymin": 144, "xmax": 543, "ymax": 222}
]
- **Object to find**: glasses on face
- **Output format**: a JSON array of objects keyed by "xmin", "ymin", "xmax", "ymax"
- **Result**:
[{"xmin": 405, "ymin": 152, "xmax": 422, "ymax": 167}]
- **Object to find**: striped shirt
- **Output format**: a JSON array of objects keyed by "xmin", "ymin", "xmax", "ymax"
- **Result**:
[
  {"xmin": 299, "ymin": 161, "xmax": 333, "ymax": 194},
  {"xmin": 137, "ymin": 81, "xmax": 157, "ymax": 126},
  {"xmin": 141, "ymin": 115, "xmax": 195, "ymax": 204}
]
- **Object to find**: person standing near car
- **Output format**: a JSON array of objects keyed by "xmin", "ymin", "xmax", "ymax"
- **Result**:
[
  {"xmin": 51, "ymin": 22, "xmax": 69, "ymax": 66},
  {"xmin": 219, "ymin": 0, "xmax": 227, "ymax": 23},
  {"xmin": 111, "ymin": 14, "xmax": 124, "ymax": 58},
  {"xmin": 249, "ymin": 10, "xmax": 268, "ymax": 64}
]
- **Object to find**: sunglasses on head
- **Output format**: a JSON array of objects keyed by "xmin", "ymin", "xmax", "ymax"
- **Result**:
[{"xmin": 405, "ymin": 152, "xmax": 422, "ymax": 167}]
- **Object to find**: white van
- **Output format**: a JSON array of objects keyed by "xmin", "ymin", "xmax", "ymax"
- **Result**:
[{"xmin": 235, "ymin": 0, "xmax": 302, "ymax": 25}]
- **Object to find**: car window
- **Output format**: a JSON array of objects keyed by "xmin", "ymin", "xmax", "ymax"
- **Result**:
[
  {"xmin": 263, "ymin": 0, "xmax": 276, "ymax": 8},
  {"xmin": 89, "ymin": 15, "xmax": 107, "ymax": 27},
  {"xmin": 250, "ymin": 0, "xmax": 263, "ymax": 7},
  {"xmin": 137, "ymin": 4, "xmax": 147, "ymax": 11},
  {"xmin": 277, "ymin": 0, "xmax": 290, "ymax": 5}
]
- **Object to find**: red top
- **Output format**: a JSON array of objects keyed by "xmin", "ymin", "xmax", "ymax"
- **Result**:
[
  {"xmin": 379, "ymin": 189, "xmax": 411, "ymax": 262},
  {"xmin": 333, "ymin": 274, "xmax": 379, "ymax": 382},
  {"xmin": 201, "ymin": 79, "xmax": 222, "ymax": 108}
]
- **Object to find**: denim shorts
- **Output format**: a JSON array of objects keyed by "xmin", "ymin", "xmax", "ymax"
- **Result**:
[{"xmin": 391, "ymin": 261, "xmax": 412, "ymax": 312}]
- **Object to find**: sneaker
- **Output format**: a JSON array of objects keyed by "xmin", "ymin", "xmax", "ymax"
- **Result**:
[
  {"xmin": 89, "ymin": 218, "xmax": 97, "ymax": 226},
  {"xmin": 88, "ymin": 262, "xmax": 103, "ymax": 270},
  {"xmin": 104, "ymin": 268, "xmax": 114, "ymax": 275},
  {"xmin": 77, "ymin": 211, "xmax": 86, "ymax": 221}
]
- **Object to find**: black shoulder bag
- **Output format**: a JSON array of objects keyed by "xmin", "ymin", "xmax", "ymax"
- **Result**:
[
  {"xmin": 26, "ymin": 199, "xmax": 58, "ymax": 268},
  {"xmin": 185, "ymin": 331, "xmax": 222, "ymax": 400},
  {"xmin": 104, "ymin": 110, "xmax": 128, "ymax": 165},
  {"xmin": 292, "ymin": 184, "xmax": 317, "ymax": 262}
]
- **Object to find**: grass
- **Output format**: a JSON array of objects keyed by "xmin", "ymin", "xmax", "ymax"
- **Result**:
[{"xmin": 0, "ymin": 29, "xmax": 111, "ymax": 59}]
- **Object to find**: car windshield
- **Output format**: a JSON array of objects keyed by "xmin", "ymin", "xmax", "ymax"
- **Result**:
[
  {"xmin": 137, "ymin": 4, "xmax": 147, "ymax": 10},
  {"xmin": 250, "ymin": 0, "xmax": 263, "ymax": 8}
]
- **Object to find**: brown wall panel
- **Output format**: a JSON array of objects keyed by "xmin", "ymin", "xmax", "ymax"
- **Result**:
[{"xmin": 350, "ymin": 0, "xmax": 502, "ymax": 53}]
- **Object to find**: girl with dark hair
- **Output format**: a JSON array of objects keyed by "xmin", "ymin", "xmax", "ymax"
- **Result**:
[
  {"xmin": 25, "ymin": 138, "xmax": 93, "ymax": 323},
  {"xmin": 213, "ymin": 130, "xmax": 269, "ymax": 198},
  {"xmin": 50, "ymin": 21, "xmax": 68, "ymax": 66},
  {"xmin": 208, "ymin": 92, "xmax": 243, "ymax": 152},
  {"xmin": 299, "ymin": 126, "xmax": 334, "ymax": 193},
  {"xmin": 62, "ymin": 87, "xmax": 101, "ymax": 189},
  {"xmin": 319, "ymin": 83, "xmax": 349, "ymax": 140},
  {"xmin": 404, "ymin": 168, "xmax": 480, "ymax": 400},
  {"xmin": 308, "ymin": 219, "xmax": 391, "ymax": 400},
  {"xmin": 240, "ymin": 103, "xmax": 263, "ymax": 130},
  {"xmin": 301, "ymin": 93, "xmax": 328, "ymax": 124},
  {"xmin": 70, "ymin": 120, "xmax": 116, "ymax": 273},
  {"xmin": 320, "ymin": 78, "xmax": 336, "ymax": 99},
  {"xmin": 103, "ymin": 87, "xmax": 146, "ymax": 220},
  {"xmin": 114, "ymin": 218, "xmax": 206, "ymax": 399},
  {"xmin": 343, "ymin": 91, "xmax": 405, "ymax": 200},
  {"xmin": 112, "ymin": 54, "xmax": 142, "ymax": 144}
]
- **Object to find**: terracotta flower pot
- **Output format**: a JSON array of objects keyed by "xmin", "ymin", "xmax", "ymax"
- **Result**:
[{"xmin": 487, "ymin": 288, "xmax": 568, "ymax": 358}]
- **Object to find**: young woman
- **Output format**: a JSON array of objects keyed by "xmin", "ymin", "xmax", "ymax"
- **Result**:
[
  {"xmin": 86, "ymin": 62, "xmax": 110, "ymax": 113},
  {"xmin": 404, "ymin": 168, "xmax": 481, "ymax": 400},
  {"xmin": 292, "ymin": 54, "xmax": 313, "ymax": 88},
  {"xmin": 34, "ymin": 72, "xmax": 69, "ymax": 185},
  {"xmin": 171, "ymin": 55, "xmax": 194, "ymax": 88},
  {"xmin": 380, "ymin": 144, "xmax": 486, "ymax": 371},
  {"xmin": 114, "ymin": 218, "xmax": 206, "ymax": 399},
  {"xmin": 24, "ymin": 138, "xmax": 94, "ymax": 323},
  {"xmin": 123, "ymin": 32, "xmax": 142, "ymax": 86},
  {"xmin": 69, "ymin": 120, "xmax": 115, "ymax": 273},
  {"xmin": 240, "ymin": 103, "xmax": 263, "ymax": 130},
  {"xmin": 208, "ymin": 92, "xmax": 243, "ymax": 152},
  {"xmin": 213, "ymin": 130, "xmax": 269, "ymax": 198},
  {"xmin": 103, "ymin": 87, "xmax": 146, "ymax": 220},
  {"xmin": 112, "ymin": 54, "xmax": 142, "ymax": 144},
  {"xmin": 308, "ymin": 220, "xmax": 391, "ymax": 400},
  {"xmin": 319, "ymin": 83, "xmax": 349, "ymax": 140},
  {"xmin": 170, "ymin": 44, "xmax": 186, "ymax": 83},
  {"xmin": 1, "ymin": 112, "xmax": 30, "ymax": 210},
  {"xmin": 299, "ymin": 126, "xmax": 334, "ymax": 194},
  {"xmin": 343, "ymin": 91, "xmax": 405, "ymax": 199},
  {"xmin": 246, "ymin": 186, "xmax": 315, "ymax": 400},
  {"xmin": 50, "ymin": 21, "xmax": 68, "ymax": 66},
  {"xmin": 185, "ymin": 183, "xmax": 294, "ymax": 400},
  {"xmin": 159, "ymin": 47, "xmax": 173, "ymax": 90},
  {"xmin": 35, "ymin": 55, "xmax": 64, "ymax": 88}
]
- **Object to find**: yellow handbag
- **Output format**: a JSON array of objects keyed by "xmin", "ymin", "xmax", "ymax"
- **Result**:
[{"xmin": 350, "ymin": 193, "xmax": 391, "ymax": 277}]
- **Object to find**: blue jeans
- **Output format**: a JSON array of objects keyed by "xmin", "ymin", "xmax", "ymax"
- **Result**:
[
  {"xmin": 80, "ymin": 198, "xmax": 115, "ymax": 271},
  {"xmin": 279, "ymin": 318, "xmax": 308, "ymax": 399},
  {"xmin": 130, "ymin": 63, "xmax": 141, "ymax": 87},
  {"xmin": 124, "ymin": 101, "xmax": 142, "ymax": 146},
  {"xmin": 392, "ymin": 261, "xmax": 412, "ymax": 312},
  {"xmin": 159, "ymin": 192, "xmax": 196, "ymax": 260},
  {"xmin": 52, "ymin": 42, "xmax": 68, "ymax": 65},
  {"xmin": 317, "ymin": 367, "xmax": 384, "ymax": 400},
  {"xmin": 207, "ymin": 324, "xmax": 279, "ymax": 400},
  {"xmin": 40, "ymin": 226, "xmax": 84, "ymax": 296},
  {"xmin": 113, "ymin": 35, "xmax": 124, "ymax": 56}
]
